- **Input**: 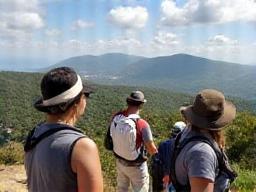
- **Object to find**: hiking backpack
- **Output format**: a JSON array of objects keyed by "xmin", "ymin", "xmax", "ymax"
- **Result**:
[
  {"xmin": 151, "ymin": 139, "xmax": 174, "ymax": 191},
  {"xmin": 110, "ymin": 113, "xmax": 141, "ymax": 161},
  {"xmin": 170, "ymin": 133, "xmax": 237, "ymax": 192}
]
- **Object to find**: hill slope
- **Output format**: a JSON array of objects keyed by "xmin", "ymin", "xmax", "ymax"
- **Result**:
[
  {"xmin": 120, "ymin": 54, "xmax": 256, "ymax": 100},
  {"xmin": 0, "ymin": 71, "xmax": 255, "ymax": 140},
  {"xmin": 0, "ymin": 71, "xmax": 256, "ymax": 191},
  {"xmin": 46, "ymin": 53, "xmax": 144, "ymax": 78},
  {"xmin": 47, "ymin": 53, "xmax": 256, "ymax": 100}
]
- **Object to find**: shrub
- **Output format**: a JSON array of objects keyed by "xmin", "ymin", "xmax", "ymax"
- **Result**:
[
  {"xmin": 231, "ymin": 164, "xmax": 256, "ymax": 192},
  {"xmin": 0, "ymin": 141, "xmax": 24, "ymax": 165},
  {"xmin": 225, "ymin": 112, "xmax": 256, "ymax": 170}
]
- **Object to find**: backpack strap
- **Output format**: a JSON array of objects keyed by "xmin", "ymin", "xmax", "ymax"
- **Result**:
[
  {"xmin": 104, "ymin": 124, "xmax": 113, "ymax": 150},
  {"xmin": 24, "ymin": 124, "xmax": 83, "ymax": 152},
  {"xmin": 170, "ymin": 132, "xmax": 190, "ymax": 191},
  {"xmin": 170, "ymin": 134, "xmax": 237, "ymax": 191}
]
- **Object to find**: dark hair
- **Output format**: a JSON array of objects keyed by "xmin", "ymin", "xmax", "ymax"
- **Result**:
[
  {"xmin": 38, "ymin": 67, "xmax": 83, "ymax": 114},
  {"xmin": 41, "ymin": 67, "xmax": 77, "ymax": 100}
]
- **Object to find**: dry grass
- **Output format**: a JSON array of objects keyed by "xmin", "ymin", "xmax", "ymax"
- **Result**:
[
  {"xmin": 0, "ymin": 165, "xmax": 247, "ymax": 192},
  {"xmin": 0, "ymin": 165, "xmax": 116, "ymax": 192},
  {"xmin": 0, "ymin": 165, "xmax": 27, "ymax": 192}
]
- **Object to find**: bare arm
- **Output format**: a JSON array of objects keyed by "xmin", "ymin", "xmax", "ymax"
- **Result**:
[
  {"xmin": 144, "ymin": 141, "xmax": 158, "ymax": 155},
  {"xmin": 190, "ymin": 177, "xmax": 214, "ymax": 192},
  {"xmin": 71, "ymin": 138, "xmax": 103, "ymax": 192}
]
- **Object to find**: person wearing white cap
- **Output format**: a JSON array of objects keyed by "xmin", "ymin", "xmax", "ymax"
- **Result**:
[
  {"xmin": 24, "ymin": 67, "xmax": 103, "ymax": 192},
  {"xmin": 171, "ymin": 121, "xmax": 186, "ymax": 138},
  {"xmin": 152, "ymin": 121, "xmax": 186, "ymax": 191}
]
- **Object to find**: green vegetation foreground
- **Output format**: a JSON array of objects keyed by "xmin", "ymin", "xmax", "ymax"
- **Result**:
[{"xmin": 0, "ymin": 71, "xmax": 255, "ymax": 191}]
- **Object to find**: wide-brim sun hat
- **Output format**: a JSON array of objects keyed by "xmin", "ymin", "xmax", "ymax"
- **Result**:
[
  {"xmin": 127, "ymin": 90, "xmax": 147, "ymax": 103},
  {"xmin": 34, "ymin": 67, "xmax": 93, "ymax": 113},
  {"xmin": 180, "ymin": 89, "xmax": 236, "ymax": 130}
]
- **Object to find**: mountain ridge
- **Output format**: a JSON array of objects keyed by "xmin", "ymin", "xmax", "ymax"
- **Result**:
[{"xmin": 42, "ymin": 53, "xmax": 256, "ymax": 100}]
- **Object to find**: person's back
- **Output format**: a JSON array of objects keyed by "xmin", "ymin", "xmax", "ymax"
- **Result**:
[
  {"xmin": 25, "ymin": 123, "xmax": 84, "ymax": 192},
  {"xmin": 109, "ymin": 90, "xmax": 157, "ymax": 192},
  {"xmin": 171, "ymin": 89, "xmax": 237, "ymax": 192},
  {"xmin": 174, "ymin": 127, "xmax": 218, "ymax": 190},
  {"xmin": 151, "ymin": 121, "xmax": 186, "ymax": 191}
]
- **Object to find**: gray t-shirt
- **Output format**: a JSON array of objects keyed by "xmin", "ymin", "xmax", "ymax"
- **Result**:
[{"xmin": 175, "ymin": 128, "xmax": 221, "ymax": 190}]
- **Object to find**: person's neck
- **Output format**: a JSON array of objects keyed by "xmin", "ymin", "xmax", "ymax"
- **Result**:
[
  {"xmin": 46, "ymin": 114, "xmax": 75, "ymax": 126},
  {"xmin": 126, "ymin": 107, "xmax": 140, "ymax": 116}
]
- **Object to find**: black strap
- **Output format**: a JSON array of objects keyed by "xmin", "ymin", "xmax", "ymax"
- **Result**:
[
  {"xmin": 24, "ymin": 125, "xmax": 83, "ymax": 152},
  {"xmin": 104, "ymin": 124, "xmax": 113, "ymax": 150},
  {"xmin": 170, "ymin": 133, "xmax": 189, "ymax": 191},
  {"xmin": 170, "ymin": 133, "xmax": 237, "ymax": 191}
]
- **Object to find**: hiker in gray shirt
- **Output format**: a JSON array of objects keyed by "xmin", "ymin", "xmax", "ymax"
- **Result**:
[
  {"xmin": 24, "ymin": 67, "xmax": 103, "ymax": 192},
  {"xmin": 172, "ymin": 89, "xmax": 237, "ymax": 192}
]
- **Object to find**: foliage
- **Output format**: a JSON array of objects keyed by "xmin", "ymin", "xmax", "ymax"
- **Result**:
[
  {"xmin": 0, "ymin": 142, "xmax": 24, "ymax": 165},
  {"xmin": 0, "ymin": 71, "xmax": 255, "ymax": 191},
  {"xmin": 231, "ymin": 164, "xmax": 256, "ymax": 191},
  {"xmin": 225, "ymin": 112, "xmax": 256, "ymax": 170}
]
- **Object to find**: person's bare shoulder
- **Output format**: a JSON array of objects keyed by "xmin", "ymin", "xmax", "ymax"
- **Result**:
[
  {"xmin": 75, "ymin": 138, "xmax": 98, "ymax": 152},
  {"xmin": 71, "ymin": 137, "xmax": 103, "ymax": 192},
  {"xmin": 71, "ymin": 137, "xmax": 99, "ymax": 172}
]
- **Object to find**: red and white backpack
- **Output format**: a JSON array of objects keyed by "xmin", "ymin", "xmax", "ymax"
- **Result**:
[{"xmin": 110, "ymin": 113, "xmax": 141, "ymax": 161}]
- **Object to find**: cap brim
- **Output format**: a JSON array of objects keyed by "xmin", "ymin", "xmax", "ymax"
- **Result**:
[
  {"xmin": 180, "ymin": 101, "xmax": 236, "ymax": 130},
  {"xmin": 34, "ymin": 84, "xmax": 95, "ymax": 112},
  {"xmin": 81, "ymin": 84, "xmax": 94, "ymax": 98},
  {"xmin": 33, "ymin": 97, "xmax": 51, "ymax": 113}
]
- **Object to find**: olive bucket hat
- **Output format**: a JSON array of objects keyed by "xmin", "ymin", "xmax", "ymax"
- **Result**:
[{"xmin": 180, "ymin": 89, "xmax": 236, "ymax": 130}]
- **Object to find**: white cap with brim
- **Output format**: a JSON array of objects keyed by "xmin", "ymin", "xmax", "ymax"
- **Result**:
[{"xmin": 34, "ymin": 74, "xmax": 92, "ymax": 112}]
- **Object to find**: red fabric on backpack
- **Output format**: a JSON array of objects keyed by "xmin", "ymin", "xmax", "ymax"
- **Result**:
[
  {"xmin": 111, "ymin": 110, "xmax": 146, "ymax": 150},
  {"xmin": 136, "ymin": 119, "xmax": 148, "ymax": 149}
]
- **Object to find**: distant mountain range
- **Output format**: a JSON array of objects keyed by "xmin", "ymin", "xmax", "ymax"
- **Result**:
[{"xmin": 46, "ymin": 53, "xmax": 256, "ymax": 100}]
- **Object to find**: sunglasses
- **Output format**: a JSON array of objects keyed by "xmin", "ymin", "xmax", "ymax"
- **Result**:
[{"xmin": 83, "ymin": 92, "xmax": 91, "ymax": 98}]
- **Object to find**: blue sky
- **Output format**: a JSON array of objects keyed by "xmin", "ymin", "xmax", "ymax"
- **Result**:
[{"xmin": 0, "ymin": 0, "xmax": 256, "ymax": 68}]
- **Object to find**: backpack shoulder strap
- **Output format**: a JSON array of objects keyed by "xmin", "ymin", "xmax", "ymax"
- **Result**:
[
  {"xmin": 170, "ymin": 132, "xmax": 190, "ymax": 191},
  {"xmin": 170, "ymin": 134, "xmax": 237, "ymax": 191},
  {"xmin": 24, "ymin": 125, "xmax": 83, "ymax": 152}
]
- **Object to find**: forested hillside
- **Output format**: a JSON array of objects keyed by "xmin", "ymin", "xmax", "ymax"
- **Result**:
[{"xmin": 0, "ymin": 71, "xmax": 255, "ymax": 191}]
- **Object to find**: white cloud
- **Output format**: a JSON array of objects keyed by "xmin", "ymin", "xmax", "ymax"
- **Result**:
[
  {"xmin": 153, "ymin": 31, "xmax": 179, "ymax": 46},
  {"xmin": 45, "ymin": 28, "xmax": 61, "ymax": 37},
  {"xmin": 161, "ymin": 0, "xmax": 188, "ymax": 25},
  {"xmin": 97, "ymin": 38, "xmax": 142, "ymax": 50},
  {"xmin": 161, "ymin": 0, "xmax": 256, "ymax": 26},
  {"xmin": 71, "ymin": 20, "xmax": 94, "ymax": 31},
  {"xmin": 109, "ymin": 6, "xmax": 148, "ymax": 29},
  {"xmin": 207, "ymin": 35, "xmax": 238, "ymax": 46},
  {"xmin": 3, "ymin": 12, "xmax": 44, "ymax": 30},
  {"xmin": 0, "ymin": 0, "xmax": 44, "ymax": 39},
  {"xmin": 1, "ymin": 35, "xmax": 256, "ymax": 64},
  {"xmin": 0, "ymin": 0, "xmax": 40, "ymax": 12}
]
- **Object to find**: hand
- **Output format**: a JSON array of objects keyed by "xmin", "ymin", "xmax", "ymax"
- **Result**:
[{"xmin": 162, "ymin": 175, "xmax": 170, "ymax": 188}]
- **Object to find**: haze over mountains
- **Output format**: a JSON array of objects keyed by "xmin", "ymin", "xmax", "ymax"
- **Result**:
[{"xmin": 48, "ymin": 53, "xmax": 256, "ymax": 100}]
